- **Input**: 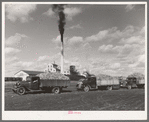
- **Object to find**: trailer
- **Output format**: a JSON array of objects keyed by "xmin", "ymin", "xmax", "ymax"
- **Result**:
[
  {"xmin": 12, "ymin": 76, "xmax": 70, "ymax": 95},
  {"xmin": 76, "ymin": 73, "xmax": 120, "ymax": 92},
  {"xmin": 97, "ymin": 78, "xmax": 120, "ymax": 90}
]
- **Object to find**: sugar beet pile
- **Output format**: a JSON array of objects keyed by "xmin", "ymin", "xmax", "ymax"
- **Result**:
[
  {"xmin": 36, "ymin": 72, "xmax": 69, "ymax": 80},
  {"xmin": 96, "ymin": 74, "xmax": 119, "ymax": 81}
]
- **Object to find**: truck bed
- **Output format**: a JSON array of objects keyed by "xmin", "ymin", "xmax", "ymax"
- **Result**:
[
  {"xmin": 96, "ymin": 79, "xmax": 119, "ymax": 86},
  {"xmin": 39, "ymin": 80, "xmax": 70, "ymax": 87},
  {"xmin": 136, "ymin": 79, "xmax": 145, "ymax": 85}
]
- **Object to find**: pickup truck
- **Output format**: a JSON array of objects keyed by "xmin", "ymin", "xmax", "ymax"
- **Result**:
[
  {"xmin": 12, "ymin": 76, "xmax": 70, "ymax": 95},
  {"xmin": 76, "ymin": 73, "xmax": 120, "ymax": 92}
]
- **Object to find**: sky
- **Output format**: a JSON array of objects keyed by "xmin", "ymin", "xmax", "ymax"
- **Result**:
[{"xmin": 4, "ymin": 3, "xmax": 146, "ymax": 77}]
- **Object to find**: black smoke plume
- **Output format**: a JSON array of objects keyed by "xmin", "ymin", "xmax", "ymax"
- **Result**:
[{"xmin": 52, "ymin": 4, "xmax": 66, "ymax": 42}]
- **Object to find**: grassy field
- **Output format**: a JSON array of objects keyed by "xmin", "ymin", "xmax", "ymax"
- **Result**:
[{"xmin": 5, "ymin": 81, "xmax": 145, "ymax": 111}]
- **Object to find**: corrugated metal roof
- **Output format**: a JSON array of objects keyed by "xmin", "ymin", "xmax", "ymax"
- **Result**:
[{"xmin": 15, "ymin": 70, "xmax": 44, "ymax": 75}]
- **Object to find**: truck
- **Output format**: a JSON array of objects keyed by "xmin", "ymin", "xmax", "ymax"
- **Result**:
[
  {"xmin": 12, "ymin": 76, "xmax": 70, "ymax": 95},
  {"xmin": 120, "ymin": 76, "xmax": 145, "ymax": 89},
  {"xmin": 76, "ymin": 73, "xmax": 120, "ymax": 92}
]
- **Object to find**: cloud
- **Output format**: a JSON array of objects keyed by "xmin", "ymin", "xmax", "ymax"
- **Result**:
[
  {"xmin": 138, "ymin": 54, "xmax": 145, "ymax": 63},
  {"xmin": 140, "ymin": 26, "xmax": 145, "ymax": 34},
  {"xmin": 5, "ymin": 33, "xmax": 31, "ymax": 76},
  {"xmin": 68, "ymin": 24, "xmax": 82, "ymax": 30},
  {"xmin": 120, "ymin": 36, "xmax": 145, "ymax": 44},
  {"xmin": 5, "ymin": 47, "xmax": 21, "ymax": 55},
  {"xmin": 64, "ymin": 59, "xmax": 70, "ymax": 64},
  {"xmin": 85, "ymin": 25, "xmax": 141, "ymax": 43},
  {"xmin": 128, "ymin": 54, "xmax": 145, "ymax": 68},
  {"xmin": 21, "ymin": 61, "xmax": 34, "ymax": 67},
  {"xmin": 88, "ymin": 55, "xmax": 144, "ymax": 76},
  {"xmin": 52, "ymin": 35, "xmax": 84, "ymax": 47},
  {"xmin": 43, "ymin": 8, "xmax": 54, "ymax": 16},
  {"xmin": 51, "ymin": 35, "xmax": 86, "ymax": 53},
  {"xmin": 37, "ymin": 55, "xmax": 49, "ymax": 62},
  {"xmin": 51, "ymin": 35, "xmax": 61, "ymax": 44},
  {"xmin": 44, "ymin": 6, "xmax": 82, "ymax": 21},
  {"xmin": 64, "ymin": 7, "xmax": 82, "ymax": 20},
  {"xmin": 68, "ymin": 36, "xmax": 83, "ymax": 46},
  {"xmin": 89, "ymin": 58, "xmax": 112, "ymax": 69},
  {"xmin": 86, "ymin": 29, "xmax": 109, "ymax": 42},
  {"xmin": 117, "ymin": 44, "xmax": 134, "ymax": 57},
  {"xmin": 5, "ymin": 56, "xmax": 19, "ymax": 65},
  {"xmin": 125, "ymin": 4, "xmax": 135, "ymax": 12},
  {"xmin": 82, "ymin": 42, "xmax": 92, "ymax": 50},
  {"xmin": 98, "ymin": 44, "xmax": 114, "ymax": 53},
  {"xmin": 5, "ymin": 33, "xmax": 28, "ymax": 46},
  {"xmin": 88, "ymin": 57, "xmax": 123, "ymax": 76},
  {"xmin": 98, "ymin": 43, "xmax": 143, "ymax": 58},
  {"xmin": 96, "ymin": 26, "xmax": 145, "ymax": 64},
  {"xmin": 5, "ymin": 60, "xmax": 35, "ymax": 77},
  {"xmin": 110, "ymin": 63, "xmax": 121, "ymax": 69},
  {"xmin": 37, "ymin": 53, "xmax": 61, "ymax": 63},
  {"xmin": 5, "ymin": 53, "xmax": 62, "ymax": 77},
  {"xmin": 51, "ymin": 35, "xmax": 68, "ymax": 48},
  {"xmin": 6, "ymin": 4, "xmax": 37, "ymax": 23},
  {"xmin": 11, "ymin": 61, "xmax": 34, "ymax": 71},
  {"xmin": 97, "ymin": 42, "xmax": 145, "ymax": 75}
]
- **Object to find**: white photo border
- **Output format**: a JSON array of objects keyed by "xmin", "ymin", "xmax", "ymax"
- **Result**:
[{"xmin": 2, "ymin": 1, "xmax": 147, "ymax": 120}]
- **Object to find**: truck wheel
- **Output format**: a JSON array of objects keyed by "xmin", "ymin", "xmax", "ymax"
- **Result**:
[
  {"xmin": 84, "ymin": 86, "xmax": 90, "ymax": 92},
  {"xmin": 52, "ymin": 87, "xmax": 60, "ymax": 94},
  {"xmin": 127, "ymin": 85, "xmax": 132, "ymax": 90},
  {"xmin": 107, "ymin": 86, "xmax": 112, "ymax": 91},
  {"xmin": 17, "ymin": 87, "xmax": 26, "ymax": 95}
]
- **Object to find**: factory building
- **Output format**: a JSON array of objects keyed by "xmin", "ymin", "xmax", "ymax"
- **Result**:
[
  {"xmin": 14, "ymin": 63, "xmax": 73, "ymax": 81},
  {"xmin": 48, "ymin": 63, "xmax": 61, "ymax": 73}
]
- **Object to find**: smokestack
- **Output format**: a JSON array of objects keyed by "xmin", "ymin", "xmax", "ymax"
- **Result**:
[{"xmin": 52, "ymin": 4, "xmax": 66, "ymax": 74}]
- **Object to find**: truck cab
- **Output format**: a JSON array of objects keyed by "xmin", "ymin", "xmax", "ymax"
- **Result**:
[
  {"xmin": 126, "ymin": 76, "xmax": 145, "ymax": 89},
  {"xmin": 26, "ymin": 76, "xmax": 40, "ymax": 90},
  {"xmin": 76, "ymin": 74, "xmax": 97, "ymax": 92},
  {"xmin": 12, "ymin": 76, "xmax": 40, "ymax": 95}
]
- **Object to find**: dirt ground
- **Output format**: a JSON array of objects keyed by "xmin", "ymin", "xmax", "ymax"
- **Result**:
[{"xmin": 5, "ymin": 81, "xmax": 145, "ymax": 111}]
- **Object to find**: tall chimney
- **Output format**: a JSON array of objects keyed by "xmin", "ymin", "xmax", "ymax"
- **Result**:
[
  {"xmin": 61, "ymin": 34, "xmax": 64, "ymax": 74},
  {"xmin": 52, "ymin": 4, "xmax": 66, "ymax": 74}
]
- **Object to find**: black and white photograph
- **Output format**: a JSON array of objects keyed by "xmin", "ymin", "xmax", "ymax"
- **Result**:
[{"xmin": 2, "ymin": 2, "xmax": 147, "ymax": 120}]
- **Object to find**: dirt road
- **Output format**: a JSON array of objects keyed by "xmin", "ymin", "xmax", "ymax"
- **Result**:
[{"xmin": 5, "ymin": 86, "xmax": 145, "ymax": 111}]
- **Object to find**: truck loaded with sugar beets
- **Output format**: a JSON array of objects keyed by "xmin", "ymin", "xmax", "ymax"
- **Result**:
[
  {"xmin": 120, "ymin": 76, "xmax": 145, "ymax": 89},
  {"xmin": 76, "ymin": 72, "xmax": 120, "ymax": 92},
  {"xmin": 12, "ymin": 72, "xmax": 70, "ymax": 95}
]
